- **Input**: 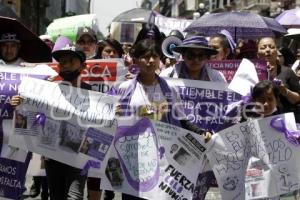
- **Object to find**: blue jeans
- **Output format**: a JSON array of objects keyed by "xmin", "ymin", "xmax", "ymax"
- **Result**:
[{"xmin": 45, "ymin": 159, "xmax": 87, "ymax": 200}]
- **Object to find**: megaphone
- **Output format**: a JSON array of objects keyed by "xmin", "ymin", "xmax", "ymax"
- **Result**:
[{"xmin": 162, "ymin": 36, "xmax": 182, "ymax": 59}]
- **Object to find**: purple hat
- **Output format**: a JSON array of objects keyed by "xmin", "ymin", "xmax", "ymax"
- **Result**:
[
  {"xmin": 52, "ymin": 36, "xmax": 86, "ymax": 63},
  {"xmin": 52, "ymin": 36, "xmax": 73, "ymax": 52},
  {"xmin": 173, "ymin": 35, "xmax": 218, "ymax": 55}
]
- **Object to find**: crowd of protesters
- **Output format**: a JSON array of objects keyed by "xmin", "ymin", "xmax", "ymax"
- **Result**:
[{"xmin": 2, "ymin": 7, "xmax": 300, "ymax": 200}]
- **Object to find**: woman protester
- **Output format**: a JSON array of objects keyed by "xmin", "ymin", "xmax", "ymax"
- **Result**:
[
  {"xmin": 160, "ymin": 33, "xmax": 227, "ymax": 200},
  {"xmin": 117, "ymin": 38, "xmax": 212, "ymax": 200},
  {"xmin": 257, "ymin": 37, "xmax": 300, "ymax": 122},
  {"xmin": 86, "ymin": 37, "xmax": 124, "ymax": 200},
  {"xmin": 97, "ymin": 38, "xmax": 124, "ymax": 59},
  {"xmin": 160, "ymin": 33, "xmax": 226, "ymax": 82},
  {"xmin": 208, "ymin": 30, "xmax": 236, "ymax": 60}
]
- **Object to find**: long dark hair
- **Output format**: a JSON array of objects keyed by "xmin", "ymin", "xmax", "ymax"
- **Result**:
[
  {"xmin": 130, "ymin": 38, "xmax": 162, "ymax": 59},
  {"xmin": 252, "ymin": 80, "xmax": 279, "ymax": 100},
  {"xmin": 97, "ymin": 38, "xmax": 124, "ymax": 58}
]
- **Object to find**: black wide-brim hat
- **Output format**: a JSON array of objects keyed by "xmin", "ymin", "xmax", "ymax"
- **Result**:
[
  {"xmin": 52, "ymin": 49, "xmax": 86, "ymax": 63},
  {"xmin": 173, "ymin": 35, "xmax": 218, "ymax": 56}
]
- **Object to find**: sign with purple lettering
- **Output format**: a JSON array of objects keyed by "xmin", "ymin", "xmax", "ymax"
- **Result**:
[
  {"xmin": 207, "ymin": 60, "xmax": 267, "ymax": 82},
  {"xmin": 206, "ymin": 113, "xmax": 300, "ymax": 200},
  {"xmin": 101, "ymin": 118, "xmax": 208, "ymax": 199},
  {"xmin": 0, "ymin": 64, "xmax": 56, "ymax": 200},
  {"xmin": 165, "ymin": 78, "xmax": 241, "ymax": 132}
]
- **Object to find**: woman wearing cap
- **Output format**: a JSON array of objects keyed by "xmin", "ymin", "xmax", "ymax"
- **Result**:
[
  {"xmin": 160, "ymin": 33, "xmax": 226, "ymax": 82},
  {"xmin": 0, "ymin": 32, "xmax": 24, "ymax": 65},
  {"xmin": 117, "ymin": 38, "xmax": 212, "ymax": 200},
  {"xmin": 257, "ymin": 37, "xmax": 300, "ymax": 122},
  {"xmin": 76, "ymin": 27, "xmax": 98, "ymax": 59}
]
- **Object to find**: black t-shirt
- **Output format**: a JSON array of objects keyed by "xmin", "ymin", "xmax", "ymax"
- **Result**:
[{"xmin": 276, "ymin": 65, "xmax": 300, "ymax": 119}]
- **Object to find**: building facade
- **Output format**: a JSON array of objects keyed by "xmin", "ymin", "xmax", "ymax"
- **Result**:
[{"xmin": 1, "ymin": 0, "xmax": 89, "ymax": 35}]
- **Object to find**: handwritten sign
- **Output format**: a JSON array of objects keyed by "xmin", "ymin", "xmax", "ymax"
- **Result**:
[{"xmin": 206, "ymin": 113, "xmax": 300, "ymax": 200}]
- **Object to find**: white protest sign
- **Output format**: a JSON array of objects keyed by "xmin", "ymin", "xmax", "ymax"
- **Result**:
[
  {"xmin": 206, "ymin": 113, "xmax": 300, "ymax": 200},
  {"xmin": 9, "ymin": 77, "xmax": 119, "ymax": 177},
  {"xmin": 228, "ymin": 59, "xmax": 259, "ymax": 96},
  {"xmin": 101, "ymin": 118, "xmax": 208, "ymax": 200},
  {"xmin": 155, "ymin": 15, "xmax": 192, "ymax": 35}
]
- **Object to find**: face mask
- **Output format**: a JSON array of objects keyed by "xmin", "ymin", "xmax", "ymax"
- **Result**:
[{"xmin": 59, "ymin": 70, "xmax": 81, "ymax": 82}]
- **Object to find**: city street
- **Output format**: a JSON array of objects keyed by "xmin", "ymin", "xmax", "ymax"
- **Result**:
[{"xmin": 24, "ymin": 176, "xmax": 299, "ymax": 200}]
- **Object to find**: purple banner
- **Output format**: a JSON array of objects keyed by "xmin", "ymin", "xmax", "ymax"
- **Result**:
[
  {"xmin": 0, "ymin": 156, "xmax": 31, "ymax": 199},
  {"xmin": 207, "ymin": 59, "xmax": 267, "ymax": 82},
  {"xmin": 177, "ymin": 85, "xmax": 241, "ymax": 132},
  {"xmin": 0, "ymin": 71, "xmax": 49, "ymax": 199}
]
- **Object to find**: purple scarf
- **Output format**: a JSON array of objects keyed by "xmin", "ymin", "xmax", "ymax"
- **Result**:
[{"xmin": 119, "ymin": 75, "xmax": 181, "ymax": 127}]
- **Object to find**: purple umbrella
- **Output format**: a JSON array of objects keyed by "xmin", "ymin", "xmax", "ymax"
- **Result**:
[
  {"xmin": 184, "ymin": 11, "xmax": 287, "ymax": 40},
  {"xmin": 275, "ymin": 8, "xmax": 300, "ymax": 28}
]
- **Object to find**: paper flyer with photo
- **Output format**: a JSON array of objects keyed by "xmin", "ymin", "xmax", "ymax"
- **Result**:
[
  {"xmin": 101, "ymin": 118, "xmax": 208, "ymax": 200},
  {"xmin": 206, "ymin": 113, "xmax": 300, "ymax": 200},
  {"xmin": 0, "ymin": 65, "xmax": 56, "ymax": 200},
  {"xmin": 9, "ymin": 77, "xmax": 119, "ymax": 177}
]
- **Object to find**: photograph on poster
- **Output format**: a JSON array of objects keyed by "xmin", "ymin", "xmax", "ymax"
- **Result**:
[
  {"xmin": 39, "ymin": 118, "xmax": 60, "ymax": 147},
  {"xmin": 105, "ymin": 157, "xmax": 124, "ymax": 187},
  {"xmin": 79, "ymin": 128, "xmax": 113, "ymax": 160},
  {"xmin": 120, "ymin": 23, "xmax": 135, "ymax": 44},
  {"xmin": 173, "ymin": 147, "xmax": 192, "ymax": 166},
  {"xmin": 59, "ymin": 121, "xmax": 85, "ymax": 152},
  {"xmin": 14, "ymin": 111, "xmax": 40, "ymax": 136},
  {"xmin": 15, "ymin": 112, "xmax": 27, "ymax": 129}
]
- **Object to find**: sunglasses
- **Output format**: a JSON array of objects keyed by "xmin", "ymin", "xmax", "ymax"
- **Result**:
[{"xmin": 185, "ymin": 51, "xmax": 207, "ymax": 60}]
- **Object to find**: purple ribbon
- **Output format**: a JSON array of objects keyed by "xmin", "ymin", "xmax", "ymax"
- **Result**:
[
  {"xmin": 158, "ymin": 146, "xmax": 165, "ymax": 159},
  {"xmin": 220, "ymin": 29, "xmax": 236, "ymax": 53},
  {"xmin": 80, "ymin": 160, "xmax": 101, "ymax": 176},
  {"xmin": 241, "ymin": 92, "xmax": 252, "ymax": 104},
  {"xmin": 241, "ymin": 86, "xmax": 253, "ymax": 104},
  {"xmin": 270, "ymin": 116, "xmax": 300, "ymax": 146},
  {"xmin": 272, "ymin": 78, "xmax": 282, "ymax": 86},
  {"xmin": 32, "ymin": 113, "xmax": 46, "ymax": 128}
]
